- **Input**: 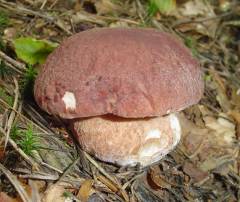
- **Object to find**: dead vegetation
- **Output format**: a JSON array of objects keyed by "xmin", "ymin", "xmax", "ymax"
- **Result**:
[{"xmin": 0, "ymin": 0, "xmax": 239, "ymax": 201}]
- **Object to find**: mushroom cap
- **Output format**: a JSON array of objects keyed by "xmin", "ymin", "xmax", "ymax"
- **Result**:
[
  {"xmin": 72, "ymin": 114, "xmax": 181, "ymax": 167},
  {"xmin": 34, "ymin": 28, "xmax": 203, "ymax": 119}
]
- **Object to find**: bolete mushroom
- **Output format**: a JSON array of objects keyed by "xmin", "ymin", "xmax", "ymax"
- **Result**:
[{"xmin": 34, "ymin": 28, "xmax": 203, "ymax": 167}]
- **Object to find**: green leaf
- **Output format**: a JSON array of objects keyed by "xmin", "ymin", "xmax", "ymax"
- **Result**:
[
  {"xmin": 20, "ymin": 65, "xmax": 38, "ymax": 98},
  {"xmin": 0, "ymin": 60, "xmax": 12, "ymax": 79},
  {"xmin": 0, "ymin": 87, "xmax": 14, "ymax": 106},
  {"xmin": 0, "ymin": 10, "xmax": 9, "ymax": 30},
  {"xmin": 13, "ymin": 37, "xmax": 58, "ymax": 65},
  {"xmin": 148, "ymin": 1, "xmax": 159, "ymax": 17},
  {"xmin": 148, "ymin": 0, "xmax": 176, "ymax": 15},
  {"xmin": 184, "ymin": 37, "xmax": 198, "ymax": 57}
]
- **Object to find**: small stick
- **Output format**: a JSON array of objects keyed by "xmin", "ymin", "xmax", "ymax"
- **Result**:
[
  {"xmin": 49, "ymin": 0, "xmax": 59, "ymax": 9},
  {"xmin": 0, "ymin": 99, "xmax": 59, "ymax": 145},
  {"xmin": 40, "ymin": 0, "xmax": 48, "ymax": 9},
  {"xmin": 56, "ymin": 156, "xmax": 80, "ymax": 183},
  {"xmin": 0, "ymin": 163, "xmax": 31, "ymax": 202},
  {"xmin": 29, "ymin": 179, "xmax": 41, "ymax": 202},
  {"xmin": 4, "ymin": 77, "xmax": 19, "ymax": 150},
  {"xmin": 0, "ymin": 50, "xmax": 26, "ymax": 72},
  {"xmin": 0, "ymin": 0, "xmax": 72, "ymax": 35},
  {"xmin": 84, "ymin": 152, "xmax": 130, "ymax": 201},
  {"xmin": 84, "ymin": 152, "xmax": 117, "ymax": 185}
]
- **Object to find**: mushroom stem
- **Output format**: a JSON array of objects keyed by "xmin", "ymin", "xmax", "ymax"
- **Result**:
[{"xmin": 71, "ymin": 113, "xmax": 181, "ymax": 167}]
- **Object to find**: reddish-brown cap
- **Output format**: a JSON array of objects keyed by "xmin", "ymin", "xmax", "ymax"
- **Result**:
[{"xmin": 34, "ymin": 28, "xmax": 203, "ymax": 118}]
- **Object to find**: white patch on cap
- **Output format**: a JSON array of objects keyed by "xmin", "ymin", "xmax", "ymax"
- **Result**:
[
  {"xmin": 145, "ymin": 129, "xmax": 161, "ymax": 140},
  {"xmin": 62, "ymin": 91, "xmax": 76, "ymax": 110},
  {"xmin": 169, "ymin": 113, "xmax": 181, "ymax": 146}
]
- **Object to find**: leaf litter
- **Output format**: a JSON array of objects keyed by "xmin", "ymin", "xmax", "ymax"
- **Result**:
[{"xmin": 0, "ymin": 0, "xmax": 239, "ymax": 201}]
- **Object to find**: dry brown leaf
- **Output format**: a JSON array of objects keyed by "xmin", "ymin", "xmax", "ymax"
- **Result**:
[
  {"xmin": 72, "ymin": 12, "xmax": 107, "ymax": 26},
  {"xmin": 182, "ymin": 162, "xmax": 209, "ymax": 183},
  {"xmin": 0, "ymin": 192, "xmax": 20, "ymax": 202},
  {"xmin": 200, "ymin": 107, "xmax": 235, "ymax": 146},
  {"xmin": 230, "ymin": 88, "xmax": 240, "ymax": 109},
  {"xmin": 3, "ymin": 27, "xmax": 17, "ymax": 40},
  {"xmin": 147, "ymin": 166, "xmax": 171, "ymax": 190},
  {"xmin": 178, "ymin": 0, "xmax": 213, "ymax": 17},
  {"xmin": 41, "ymin": 183, "xmax": 72, "ymax": 202},
  {"xmin": 77, "ymin": 179, "xmax": 94, "ymax": 202},
  {"xmin": 0, "ymin": 146, "xmax": 5, "ymax": 161},
  {"xmin": 174, "ymin": 0, "xmax": 218, "ymax": 37},
  {"xmin": 95, "ymin": 0, "xmax": 122, "ymax": 15},
  {"xmin": 179, "ymin": 106, "xmax": 236, "ymax": 166},
  {"xmin": 228, "ymin": 110, "xmax": 240, "ymax": 125},
  {"xmin": 210, "ymin": 69, "xmax": 232, "ymax": 112},
  {"xmin": 203, "ymin": 113, "xmax": 235, "ymax": 145},
  {"xmin": 218, "ymin": 0, "xmax": 231, "ymax": 11},
  {"xmin": 96, "ymin": 175, "xmax": 118, "ymax": 193},
  {"xmin": 199, "ymin": 153, "xmax": 237, "ymax": 172}
]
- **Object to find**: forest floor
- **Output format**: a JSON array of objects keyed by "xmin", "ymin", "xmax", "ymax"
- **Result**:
[{"xmin": 0, "ymin": 0, "xmax": 239, "ymax": 201}]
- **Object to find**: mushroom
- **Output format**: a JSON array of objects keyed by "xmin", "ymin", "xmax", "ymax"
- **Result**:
[{"xmin": 34, "ymin": 28, "xmax": 204, "ymax": 167}]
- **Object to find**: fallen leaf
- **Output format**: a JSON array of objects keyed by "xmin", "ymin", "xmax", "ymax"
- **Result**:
[
  {"xmin": 95, "ymin": 0, "xmax": 122, "ymax": 15},
  {"xmin": 41, "ymin": 183, "xmax": 72, "ymax": 202},
  {"xmin": 218, "ymin": 0, "xmax": 231, "ymax": 12},
  {"xmin": 72, "ymin": 12, "xmax": 107, "ymax": 26},
  {"xmin": 77, "ymin": 179, "xmax": 94, "ymax": 202},
  {"xmin": 3, "ymin": 27, "xmax": 17, "ymax": 40},
  {"xmin": 175, "ymin": 0, "xmax": 218, "ymax": 37},
  {"xmin": 199, "ymin": 154, "xmax": 236, "ymax": 172},
  {"xmin": 147, "ymin": 166, "xmax": 171, "ymax": 190},
  {"xmin": 203, "ymin": 112, "xmax": 235, "ymax": 145},
  {"xmin": 230, "ymin": 87, "xmax": 240, "ymax": 109},
  {"xmin": 149, "ymin": 0, "xmax": 176, "ymax": 15},
  {"xmin": 96, "ymin": 175, "xmax": 118, "ymax": 193},
  {"xmin": 0, "ymin": 192, "xmax": 20, "ymax": 202},
  {"xmin": 0, "ymin": 146, "xmax": 5, "ymax": 161},
  {"xmin": 178, "ymin": 0, "xmax": 213, "ymax": 17},
  {"xmin": 179, "ymin": 106, "xmax": 237, "ymax": 165},
  {"xmin": 13, "ymin": 37, "xmax": 58, "ymax": 65},
  {"xmin": 183, "ymin": 161, "xmax": 209, "ymax": 183}
]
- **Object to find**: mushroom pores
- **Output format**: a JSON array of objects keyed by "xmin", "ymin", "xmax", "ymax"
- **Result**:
[{"xmin": 34, "ymin": 28, "xmax": 204, "ymax": 167}]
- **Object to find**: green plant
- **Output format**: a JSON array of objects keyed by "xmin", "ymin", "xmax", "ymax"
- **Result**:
[
  {"xmin": 11, "ymin": 124, "xmax": 40, "ymax": 155},
  {"xmin": 0, "ymin": 10, "xmax": 9, "ymax": 31},
  {"xmin": 147, "ymin": 0, "xmax": 176, "ymax": 16},
  {"xmin": 62, "ymin": 191, "xmax": 73, "ymax": 198},
  {"xmin": 10, "ymin": 124, "xmax": 18, "ymax": 140},
  {"xmin": 0, "ymin": 60, "xmax": 12, "ymax": 79},
  {"xmin": 0, "ymin": 86, "xmax": 13, "ymax": 106},
  {"xmin": 184, "ymin": 37, "xmax": 198, "ymax": 57},
  {"xmin": 13, "ymin": 37, "xmax": 58, "ymax": 65},
  {"xmin": 147, "ymin": 0, "xmax": 159, "ymax": 17},
  {"xmin": 20, "ymin": 65, "xmax": 37, "ymax": 98},
  {"xmin": 0, "ymin": 37, "xmax": 5, "ymax": 51}
]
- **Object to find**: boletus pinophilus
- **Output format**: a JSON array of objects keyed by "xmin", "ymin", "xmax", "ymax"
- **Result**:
[{"xmin": 34, "ymin": 28, "xmax": 204, "ymax": 167}]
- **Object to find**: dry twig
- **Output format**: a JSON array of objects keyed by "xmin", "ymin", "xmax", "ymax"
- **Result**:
[
  {"xmin": 4, "ymin": 77, "xmax": 19, "ymax": 150},
  {"xmin": 0, "ymin": 50, "xmax": 26, "ymax": 72},
  {"xmin": 0, "ymin": 163, "xmax": 31, "ymax": 202}
]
